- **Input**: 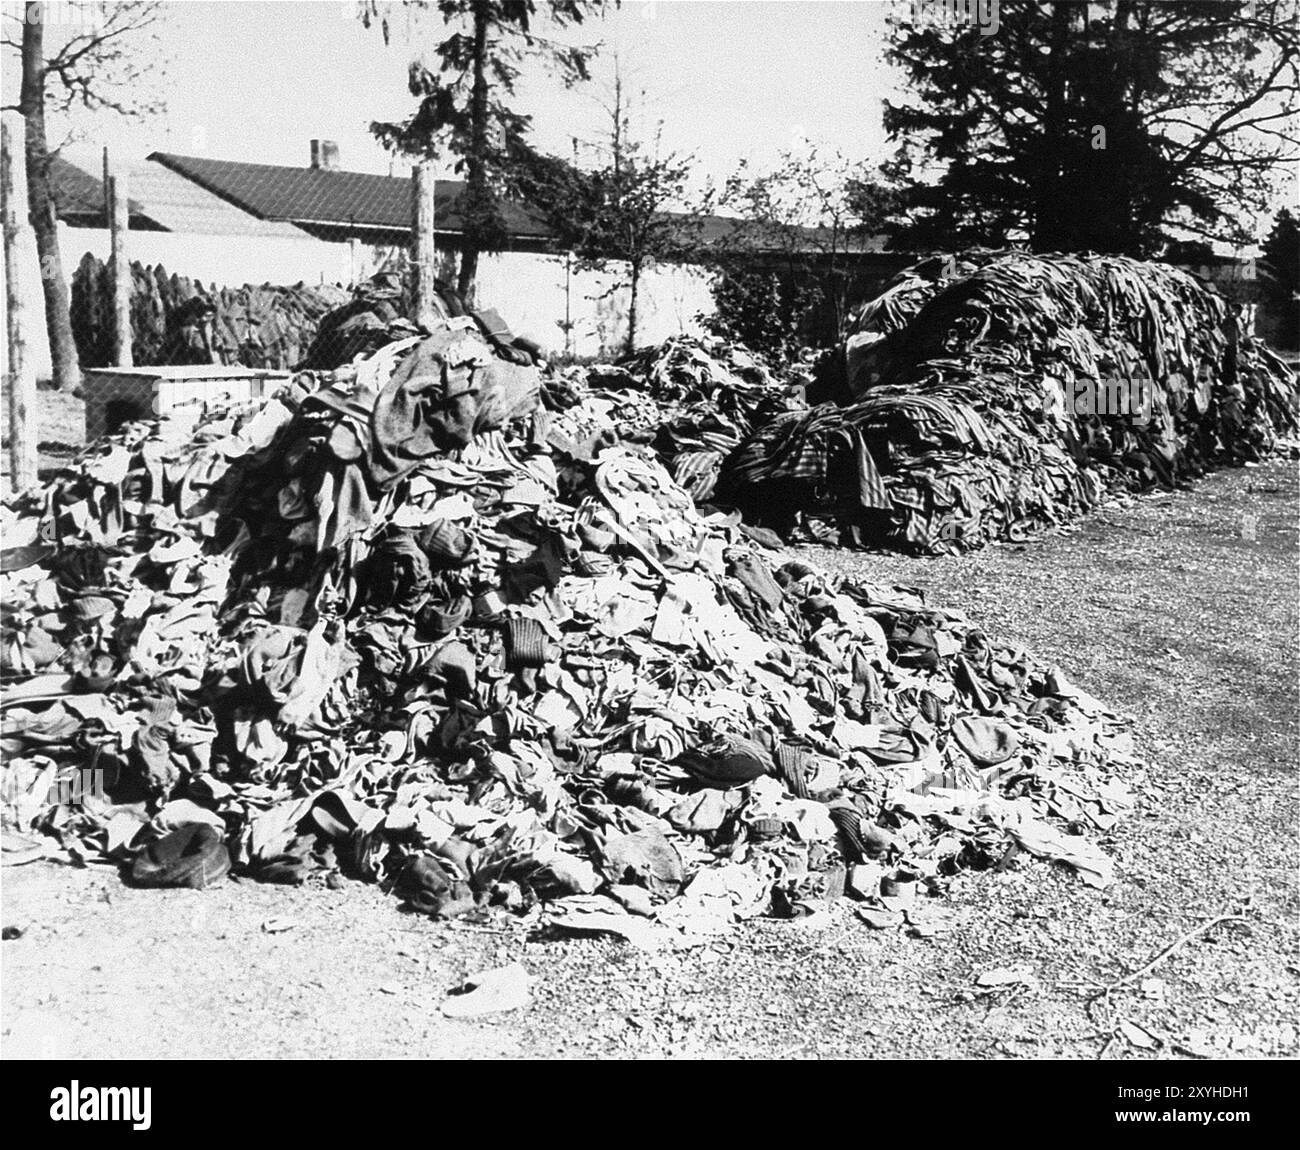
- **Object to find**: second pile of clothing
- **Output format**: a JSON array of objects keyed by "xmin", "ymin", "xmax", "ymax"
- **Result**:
[{"xmin": 718, "ymin": 253, "xmax": 1298, "ymax": 551}]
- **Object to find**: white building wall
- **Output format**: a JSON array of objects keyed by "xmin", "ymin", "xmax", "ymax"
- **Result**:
[
  {"xmin": 13, "ymin": 223, "xmax": 357, "ymax": 378},
  {"xmin": 57, "ymin": 223, "xmax": 355, "ymax": 289},
  {"xmin": 12, "ymin": 225, "xmax": 718, "ymax": 379},
  {"xmin": 474, "ymin": 251, "xmax": 717, "ymax": 359}
]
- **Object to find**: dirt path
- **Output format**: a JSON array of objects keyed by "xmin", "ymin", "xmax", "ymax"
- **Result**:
[{"xmin": 3, "ymin": 456, "xmax": 1296, "ymax": 1060}]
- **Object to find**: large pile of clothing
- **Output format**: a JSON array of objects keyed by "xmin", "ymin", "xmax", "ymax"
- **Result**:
[
  {"xmin": 1, "ymin": 316, "xmax": 1139, "ymax": 945},
  {"xmin": 299, "ymin": 275, "xmax": 543, "ymax": 373},
  {"xmin": 69, "ymin": 256, "xmax": 350, "ymax": 370},
  {"xmin": 553, "ymin": 336, "xmax": 806, "ymax": 503},
  {"xmin": 717, "ymin": 253, "xmax": 1298, "ymax": 552}
]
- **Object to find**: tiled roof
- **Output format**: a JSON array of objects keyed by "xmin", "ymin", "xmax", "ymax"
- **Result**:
[
  {"xmin": 49, "ymin": 155, "xmax": 158, "ymax": 227},
  {"xmin": 125, "ymin": 163, "xmax": 309, "ymax": 238},
  {"xmin": 52, "ymin": 149, "xmax": 892, "ymax": 257},
  {"xmin": 147, "ymin": 152, "xmax": 554, "ymax": 239}
]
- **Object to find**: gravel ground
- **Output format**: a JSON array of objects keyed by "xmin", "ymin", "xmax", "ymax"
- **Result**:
[{"xmin": 2, "ymin": 445, "xmax": 1296, "ymax": 1061}]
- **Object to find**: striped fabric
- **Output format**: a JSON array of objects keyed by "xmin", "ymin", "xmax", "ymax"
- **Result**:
[{"xmin": 717, "ymin": 253, "xmax": 1299, "ymax": 553}]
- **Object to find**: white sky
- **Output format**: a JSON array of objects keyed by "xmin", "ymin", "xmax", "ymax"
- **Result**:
[
  {"xmin": 1, "ymin": 0, "xmax": 1292, "ymax": 242},
  {"xmin": 34, "ymin": 0, "xmax": 901, "ymax": 186}
]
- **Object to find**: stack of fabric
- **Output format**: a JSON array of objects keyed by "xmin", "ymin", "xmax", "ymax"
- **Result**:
[
  {"xmin": 719, "ymin": 253, "xmax": 1298, "ymax": 552},
  {"xmin": 574, "ymin": 336, "xmax": 805, "ymax": 501},
  {"xmin": 1, "ymin": 321, "xmax": 1138, "ymax": 944},
  {"xmin": 300, "ymin": 276, "xmax": 545, "ymax": 372},
  {"xmin": 69, "ymin": 255, "xmax": 350, "ymax": 370}
]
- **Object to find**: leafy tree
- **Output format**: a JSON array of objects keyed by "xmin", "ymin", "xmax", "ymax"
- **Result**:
[
  {"xmin": 363, "ymin": 0, "xmax": 604, "ymax": 303},
  {"xmin": 1260, "ymin": 206, "xmax": 1299, "ymax": 348},
  {"xmin": 705, "ymin": 143, "xmax": 895, "ymax": 357},
  {"xmin": 2, "ymin": 0, "xmax": 166, "ymax": 389},
  {"xmin": 703, "ymin": 265, "xmax": 815, "ymax": 365},
  {"xmin": 517, "ymin": 67, "xmax": 700, "ymax": 354},
  {"xmin": 579, "ymin": 146, "xmax": 698, "ymax": 355},
  {"xmin": 884, "ymin": 0, "xmax": 1299, "ymax": 256}
]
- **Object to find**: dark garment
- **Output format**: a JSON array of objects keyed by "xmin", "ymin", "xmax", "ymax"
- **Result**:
[
  {"xmin": 368, "ymin": 334, "xmax": 541, "ymax": 489},
  {"xmin": 131, "ymin": 823, "xmax": 230, "ymax": 889}
]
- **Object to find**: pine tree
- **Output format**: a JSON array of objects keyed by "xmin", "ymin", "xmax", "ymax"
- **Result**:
[
  {"xmin": 1260, "ymin": 207, "xmax": 1299, "ymax": 348},
  {"xmin": 364, "ymin": 0, "xmax": 604, "ymax": 303},
  {"xmin": 884, "ymin": 1, "xmax": 1298, "ymax": 255}
]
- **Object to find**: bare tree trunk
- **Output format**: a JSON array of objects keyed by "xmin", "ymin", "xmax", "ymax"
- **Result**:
[
  {"xmin": 21, "ymin": 7, "xmax": 79, "ymax": 391},
  {"xmin": 1031, "ymin": 0, "xmax": 1074, "ymax": 252},
  {"xmin": 613, "ymin": 63, "xmax": 633, "ymax": 355},
  {"xmin": 456, "ymin": 1, "xmax": 490, "ymax": 303},
  {"xmin": 827, "ymin": 218, "xmax": 843, "ymax": 340},
  {"xmin": 3, "ymin": 116, "xmax": 38, "ymax": 492},
  {"xmin": 611, "ymin": 63, "xmax": 623, "ymax": 184},
  {"xmin": 563, "ymin": 250, "xmax": 572, "ymax": 357},
  {"xmin": 626, "ymin": 258, "xmax": 639, "ymax": 355}
]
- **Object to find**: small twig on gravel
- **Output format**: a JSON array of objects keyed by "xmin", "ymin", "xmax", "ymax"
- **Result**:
[
  {"xmin": 1097, "ymin": 1032, "xmax": 1118, "ymax": 1060},
  {"xmin": 1095, "ymin": 909, "xmax": 1251, "ymax": 997},
  {"xmin": 1073, "ymin": 904, "xmax": 1252, "ymax": 1029}
]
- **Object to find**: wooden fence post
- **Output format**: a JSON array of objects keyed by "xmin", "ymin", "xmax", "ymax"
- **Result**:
[
  {"xmin": 104, "ymin": 148, "xmax": 133, "ymax": 367},
  {"xmin": 3, "ymin": 115, "xmax": 37, "ymax": 493},
  {"xmin": 412, "ymin": 160, "xmax": 438, "ymax": 328}
]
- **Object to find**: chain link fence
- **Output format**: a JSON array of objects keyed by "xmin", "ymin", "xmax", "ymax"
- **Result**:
[{"xmin": 65, "ymin": 257, "xmax": 396, "ymax": 445}]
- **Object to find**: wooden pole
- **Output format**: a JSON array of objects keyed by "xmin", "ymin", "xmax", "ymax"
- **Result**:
[
  {"xmin": 412, "ymin": 160, "xmax": 438, "ymax": 328},
  {"xmin": 2, "ymin": 115, "xmax": 37, "ymax": 494},
  {"xmin": 104, "ymin": 148, "xmax": 132, "ymax": 367}
]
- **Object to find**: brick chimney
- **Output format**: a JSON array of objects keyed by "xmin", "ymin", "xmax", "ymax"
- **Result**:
[{"xmin": 310, "ymin": 139, "xmax": 340, "ymax": 171}]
